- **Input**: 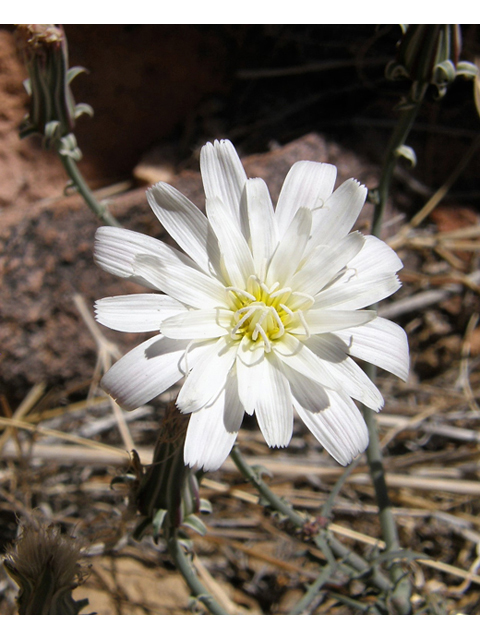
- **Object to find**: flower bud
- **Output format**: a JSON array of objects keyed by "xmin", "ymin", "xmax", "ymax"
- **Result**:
[
  {"xmin": 15, "ymin": 24, "xmax": 93, "ymax": 148},
  {"xmin": 132, "ymin": 404, "xmax": 209, "ymax": 540},
  {"xmin": 4, "ymin": 521, "xmax": 88, "ymax": 615},
  {"xmin": 386, "ymin": 25, "xmax": 478, "ymax": 101}
]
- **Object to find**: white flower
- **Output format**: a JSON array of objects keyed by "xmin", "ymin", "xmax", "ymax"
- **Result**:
[{"xmin": 94, "ymin": 140, "xmax": 409, "ymax": 471}]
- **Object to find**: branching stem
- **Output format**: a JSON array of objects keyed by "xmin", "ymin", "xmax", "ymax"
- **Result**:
[
  {"xmin": 56, "ymin": 149, "xmax": 122, "ymax": 227},
  {"xmin": 166, "ymin": 533, "xmax": 228, "ymax": 615}
]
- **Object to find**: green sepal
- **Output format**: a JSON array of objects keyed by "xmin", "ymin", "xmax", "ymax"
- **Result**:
[
  {"xmin": 385, "ymin": 61, "xmax": 408, "ymax": 82},
  {"xmin": 199, "ymin": 498, "xmax": 212, "ymax": 514},
  {"xmin": 74, "ymin": 103, "xmax": 94, "ymax": 120},
  {"xmin": 152, "ymin": 509, "xmax": 168, "ymax": 540},
  {"xmin": 456, "ymin": 60, "xmax": 479, "ymax": 79},
  {"xmin": 433, "ymin": 59, "xmax": 456, "ymax": 85},
  {"xmin": 177, "ymin": 534, "xmax": 194, "ymax": 553},
  {"xmin": 66, "ymin": 66, "xmax": 89, "ymax": 84},
  {"xmin": 183, "ymin": 514, "xmax": 207, "ymax": 536},
  {"xmin": 23, "ymin": 78, "xmax": 32, "ymax": 96},
  {"xmin": 395, "ymin": 144, "xmax": 417, "ymax": 167},
  {"xmin": 132, "ymin": 516, "xmax": 152, "ymax": 541}
]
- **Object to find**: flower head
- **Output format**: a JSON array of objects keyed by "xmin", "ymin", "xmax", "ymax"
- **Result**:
[
  {"xmin": 4, "ymin": 521, "xmax": 88, "ymax": 615},
  {"xmin": 95, "ymin": 140, "xmax": 409, "ymax": 471}
]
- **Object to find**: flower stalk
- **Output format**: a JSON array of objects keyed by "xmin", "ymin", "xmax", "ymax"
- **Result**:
[
  {"xmin": 57, "ymin": 144, "xmax": 122, "ymax": 227},
  {"xmin": 363, "ymin": 97, "xmax": 421, "ymax": 613},
  {"xmin": 16, "ymin": 24, "xmax": 120, "ymax": 227},
  {"xmin": 126, "ymin": 404, "xmax": 224, "ymax": 614},
  {"xmin": 370, "ymin": 97, "xmax": 424, "ymax": 238},
  {"xmin": 166, "ymin": 534, "xmax": 228, "ymax": 615},
  {"xmin": 364, "ymin": 23, "xmax": 478, "ymax": 614}
]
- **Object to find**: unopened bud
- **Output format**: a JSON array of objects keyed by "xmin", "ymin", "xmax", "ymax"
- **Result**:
[
  {"xmin": 15, "ymin": 24, "xmax": 93, "ymax": 148},
  {"xmin": 130, "ymin": 403, "xmax": 210, "ymax": 540},
  {"xmin": 386, "ymin": 25, "xmax": 478, "ymax": 101}
]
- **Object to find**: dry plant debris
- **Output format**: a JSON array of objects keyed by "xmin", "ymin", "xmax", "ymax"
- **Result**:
[{"xmin": 1, "ymin": 189, "xmax": 480, "ymax": 614}]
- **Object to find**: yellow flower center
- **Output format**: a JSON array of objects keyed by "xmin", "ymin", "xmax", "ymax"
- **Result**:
[{"xmin": 227, "ymin": 276, "xmax": 313, "ymax": 352}]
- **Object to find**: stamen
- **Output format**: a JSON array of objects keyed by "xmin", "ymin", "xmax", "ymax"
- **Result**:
[
  {"xmin": 279, "ymin": 303, "xmax": 294, "ymax": 320},
  {"xmin": 179, "ymin": 340, "xmax": 196, "ymax": 375},
  {"xmin": 226, "ymin": 286, "xmax": 256, "ymax": 302},
  {"xmin": 297, "ymin": 309, "xmax": 310, "ymax": 338},
  {"xmin": 311, "ymin": 199, "xmax": 325, "ymax": 212},
  {"xmin": 254, "ymin": 323, "xmax": 271, "ymax": 352},
  {"xmin": 246, "ymin": 274, "xmax": 261, "ymax": 298},
  {"xmin": 259, "ymin": 280, "xmax": 274, "ymax": 297},
  {"xmin": 344, "ymin": 267, "xmax": 358, "ymax": 283},
  {"xmin": 231, "ymin": 306, "xmax": 256, "ymax": 337},
  {"xmin": 269, "ymin": 286, "xmax": 292, "ymax": 300},
  {"xmin": 267, "ymin": 281, "xmax": 280, "ymax": 294},
  {"xmin": 291, "ymin": 291, "xmax": 315, "ymax": 308},
  {"xmin": 228, "ymin": 275, "xmax": 307, "ymax": 352},
  {"xmin": 251, "ymin": 308, "xmax": 269, "ymax": 340},
  {"xmin": 269, "ymin": 306, "xmax": 285, "ymax": 337}
]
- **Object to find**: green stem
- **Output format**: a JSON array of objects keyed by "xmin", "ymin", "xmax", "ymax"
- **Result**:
[
  {"xmin": 320, "ymin": 456, "xmax": 361, "ymax": 520},
  {"xmin": 166, "ymin": 533, "xmax": 228, "ymax": 615},
  {"xmin": 229, "ymin": 445, "xmax": 304, "ymax": 527},
  {"xmin": 364, "ymin": 85, "xmax": 428, "ymax": 614},
  {"xmin": 371, "ymin": 95, "xmax": 424, "ymax": 238},
  {"xmin": 321, "ymin": 531, "xmax": 391, "ymax": 592},
  {"xmin": 363, "ymin": 399, "xmax": 411, "ymax": 611},
  {"xmin": 57, "ymin": 150, "xmax": 122, "ymax": 227},
  {"xmin": 229, "ymin": 445, "xmax": 392, "ymax": 593},
  {"xmin": 289, "ymin": 563, "xmax": 336, "ymax": 615}
]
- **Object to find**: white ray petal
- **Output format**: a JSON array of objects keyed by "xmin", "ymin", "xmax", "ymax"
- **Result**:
[
  {"xmin": 133, "ymin": 254, "xmax": 228, "ymax": 309},
  {"xmin": 305, "ymin": 334, "xmax": 384, "ymax": 411},
  {"xmin": 200, "ymin": 139, "xmax": 247, "ymax": 229},
  {"xmin": 300, "ymin": 309, "xmax": 376, "ymax": 334},
  {"xmin": 95, "ymin": 294, "xmax": 186, "ymax": 333},
  {"xmin": 176, "ymin": 337, "xmax": 237, "ymax": 413},
  {"xmin": 267, "ymin": 206, "xmax": 312, "ymax": 287},
  {"xmin": 280, "ymin": 361, "xmax": 330, "ymax": 413},
  {"xmin": 294, "ymin": 390, "xmax": 369, "ymax": 466},
  {"xmin": 274, "ymin": 333, "xmax": 344, "ymax": 393},
  {"xmin": 146, "ymin": 182, "xmax": 221, "ymax": 275},
  {"xmin": 236, "ymin": 337, "xmax": 265, "ymax": 414},
  {"xmin": 160, "ymin": 308, "xmax": 233, "ymax": 340},
  {"xmin": 94, "ymin": 226, "xmax": 198, "ymax": 286},
  {"xmin": 335, "ymin": 316, "xmax": 409, "ymax": 381},
  {"xmin": 313, "ymin": 274, "xmax": 401, "ymax": 310},
  {"xmin": 245, "ymin": 178, "xmax": 278, "ymax": 278},
  {"xmin": 312, "ymin": 235, "xmax": 403, "ymax": 310},
  {"xmin": 308, "ymin": 178, "xmax": 367, "ymax": 249},
  {"xmin": 255, "ymin": 354, "xmax": 293, "ymax": 447},
  {"xmin": 351, "ymin": 235, "xmax": 404, "ymax": 275},
  {"xmin": 184, "ymin": 372, "xmax": 243, "ymax": 471},
  {"xmin": 206, "ymin": 197, "xmax": 255, "ymax": 289},
  {"xmin": 291, "ymin": 231, "xmax": 365, "ymax": 296},
  {"xmin": 275, "ymin": 161, "xmax": 337, "ymax": 238},
  {"xmin": 101, "ymin": 335, "xmax": 188, "ymax": 411}
]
